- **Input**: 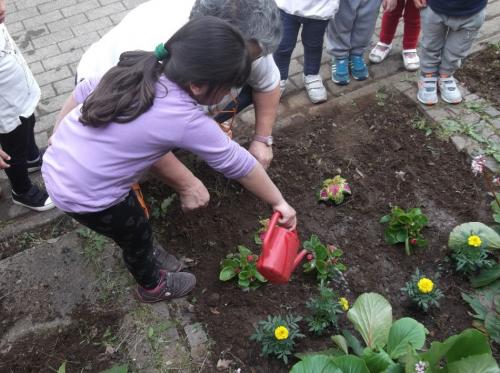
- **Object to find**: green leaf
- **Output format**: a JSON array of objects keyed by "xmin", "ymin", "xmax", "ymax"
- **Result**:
[
  {"xmin": 342, "ymin": 330, "xmax": 365, "ymax": 357},
  {"xmin": 148, "ymin": 326, "xmax": 154, "ymax": 338},
  {"xmin": 99, "ymin": 365, "xmax": 129, "ymax": 373},
  {"xmin": 332, "ymin": 355, "xmax": 370, "ymax": 373},
  {"xmin": 331, "ymin": 335, "xmax": 349, "ymax": 355},
  {"xmin": 449, "ymin": 222, "xmax": 500, "ymax": 250},
  {"xmin": 362, "ymin": 348, "xmax": 394, "ymax": 372},
  {"xmin": 446, "ymin": 353, "xmax": 500, "ymax": 373},
  {"xmin": 484, "ymin": 312, "xmax": 500, "ymax": 344},
  {"xmin": 471, "ymin": 264, "xmax": 500, "ymax": 288},
  {"xmin": 387, "ymin": 318, "xmax": 426, "ymax": 359},
  {"xmin": 219, "ymin": 267, "xmax": 237, "ymax": 281},
  {"xmin": 237, "ymin": 245, "xmax": 252, "ymax": 256},
  {"xmin": 254, "ymin": 271, "xmax": 267, "ymax": 283},
  {"xmin": 347, "ymin": 293, "xmax": 392, "ymax": 349},
  {"xmin": 380, "ymin": 215, "xmax": 391, "ymax": 224},
  {"xmin": 462, "ymin": 292, "xmax": 488, "ymax": 319},
  {"xmin": 58, "ymin": 362, "xmax": 66, "ymax": 373},
  {"xmin": 290, "ymin": 355, "xmax": 340, "ymax": 373}
]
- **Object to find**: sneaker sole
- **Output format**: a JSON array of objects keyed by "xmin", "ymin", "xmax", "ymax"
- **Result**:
[
  {"xmin": 440, "ymin": 95, "xmax": 462, "ymax": 104},
  {"xmin": 332, "ymin": 78, "xmax": 350, "ymax": 86},
  {"xmin": 352, "ymin": 75, "xmax": 369, "ymax": 81},
  {"xmin": 12, "ymin": 199, "xmax": 56, "ymax": 212},
  {"xmin": 27, "ymin": 165, "xmax": 42, "ymax": 173},
  {"xmin": 417, "ymin": 95, "xmax": 438, "ymax": 106}
]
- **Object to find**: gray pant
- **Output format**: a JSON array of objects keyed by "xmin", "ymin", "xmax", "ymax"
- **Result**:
[
  {"xmin": 420, "ymin": 6, "xmax": 486, "ymax": 75},
  {"xmin": 326, "ymin": 0, "xmax": 382, "ymax": 58}
]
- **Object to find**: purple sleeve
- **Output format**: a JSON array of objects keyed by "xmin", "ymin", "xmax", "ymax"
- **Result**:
[
  {"xmin": 72, "ymin": 77, "xmax": 99, "ymax": 104},
  {"xmin": 180, "ymin": 112, "xmax": 257, "ymax": 179}
]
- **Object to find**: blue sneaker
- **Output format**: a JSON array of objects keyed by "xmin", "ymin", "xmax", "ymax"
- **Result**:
[
  {"xmin": 331, "ymin": 57, "xmax": 350, "ymax": 85},
  {"xmin": 349, "ymin": 54, "xmax": 369, "ymax": 81}
]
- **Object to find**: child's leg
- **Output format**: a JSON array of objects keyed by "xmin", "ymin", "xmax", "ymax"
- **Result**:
[
  {"xmin": 349, "ymin": 0, "xmax": 382, "ymax": 57},
  {"xmin": 379, "ymin": 0, "xmax": 406, "ymax": 46},
  {"xmin": 439, "ymin": 9, "xmax": 486, "ymax": 76},
  {"xmin": 273, "ymin": 10, "xmax": 302, "ymax": 80},
  {"xmin": 402, "ymin": 0, "xmax": 421, "ymax": 50},
  {"xmin": 419, "ymin": 6, "xmax": 447, "ymax": 76},
  {"xmin": 326, "ymin": 0, "xmax": 361, "ymax": 59},
  {"xmin": 70, "ymin": 191, "xmax": 160, "ymax": 289},
  {"xmin": 0, "ymin": 119, "xmax": 33, "ymax": 195},
  {"xmin": 301, "ymin": 18, "xmax": 329, "ymax": 76}
]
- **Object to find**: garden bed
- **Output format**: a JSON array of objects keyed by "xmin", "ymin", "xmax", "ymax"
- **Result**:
[{"xmin": 144, "ymin": 88, "xmax": 495, "ymax": 371}]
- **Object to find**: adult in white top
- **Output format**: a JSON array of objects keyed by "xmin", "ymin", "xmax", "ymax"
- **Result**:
[{"xmin": 77, "ymin": 0, "xmax": 282, "ymax": 171}]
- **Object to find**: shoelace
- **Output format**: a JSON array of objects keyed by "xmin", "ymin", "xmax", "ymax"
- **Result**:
[{"xmin": 350, "ymin": 56, "xmax": 366, "ymax": 71}]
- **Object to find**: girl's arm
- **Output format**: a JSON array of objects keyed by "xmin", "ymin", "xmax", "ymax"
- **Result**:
[
  {"xmin": 237, "ymin": 163, "xmax": 297, "ymax": 230},
  {"xmin": 51, "ymin": 94, "xmax": 78, "ymax": 138}
]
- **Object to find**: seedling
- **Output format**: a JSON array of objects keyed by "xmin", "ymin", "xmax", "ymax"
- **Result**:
[
  {"xmin": 401, "ymin": 269, "xmax": 444, "ymax": 312},
  {"xmin": 302, "ymin": 235, "xmax": 347, "ymax": 282},
  {"xmin": 219, "ymin": 245, "xmax": 267, "ymax": 291}
]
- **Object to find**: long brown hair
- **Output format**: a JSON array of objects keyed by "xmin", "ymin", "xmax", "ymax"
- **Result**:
[{"xmin": 80, "ymin": 16, "xmax": 251, "ymax": 126}]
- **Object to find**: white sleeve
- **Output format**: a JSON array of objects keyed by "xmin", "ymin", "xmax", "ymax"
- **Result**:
[{"xmin": 246, "ymin": 54, "xmax": 280, "ymax": 92}]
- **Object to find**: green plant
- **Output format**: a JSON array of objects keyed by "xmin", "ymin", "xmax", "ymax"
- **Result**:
[
  {"xmin": 219, "ymin": 245, "xmax": 266, "ymax": 291},
  {"xmin": 492, "ymin": 192, "xmax": 500, "ymax": 224},
  {"xmin": 380, "ymin": 207, "xmax": 428, "ymax": 255},
  {"xmin": 317, "ymin": 176, "xmax": 351, "ymax": 205},
  {"xmin": 150, "ymin": 194, "xmax": 176, "ymax": 219},
  {"xmin": 99, "ymin": 364, "xmax": 128, "ymax": 373},
  {"xmin": 401, "ymin": 269, "xmax": 444, "ymax": 311},
  {"xmin": 305, "ymin": 282, "xmax": 343, "ymax": 335},
  {"xmin": 77, "ymin": 228, "xmax": 107, "ymax": 262},
  {"xmin": 302, "ymin": 235, "xmax": 347, "ymax": 282},
  {"xmin": 254, "ymin": 218, "xmax": 270, "ymax": 245},
  {"xmin": 250, "ymin": 314, "xmax": 304, "ymax": 364},
  {"xmin": 462, "ymin": 282, "xmax": 500, "ymax": 344},
  {"xmin": 448, "ymin": 222, "xmax": 499, "ymax": 275},
  {"xmin": 471, "ymin": 264, "xmax": 500, "ymax": 288}
]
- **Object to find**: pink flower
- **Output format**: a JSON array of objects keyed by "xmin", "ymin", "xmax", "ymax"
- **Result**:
[
  {"xmin": 471, "ymin": 155, "xmax": 486, "ymax": 176},
  {"xmin": 319, "ymin": 189, "xmax": 329, "ymax": 200},
  {"xmin": 493, "ymin": 176, "xmax": 500, "ymax": 187}
]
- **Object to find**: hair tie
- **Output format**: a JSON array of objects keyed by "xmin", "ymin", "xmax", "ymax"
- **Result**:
[{"xmin": 154, "ymin": 43, "xmax": 169, "ymax": 60}]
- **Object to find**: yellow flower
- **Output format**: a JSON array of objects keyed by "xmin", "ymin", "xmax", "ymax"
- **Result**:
[
  {"xmin": 274, "ymin": 326, "xmax": 289, "ymax": 340},
  {"xmin": 417, "ymin": 278, "xmax": 434, "ymax": 294},
  {"xmin": 339, "ymin": 297, "xmax": 349, "ymax": 311},
  {"xmin": 467, "ymin": 235, "xmax": 482, "ymax": 247}
]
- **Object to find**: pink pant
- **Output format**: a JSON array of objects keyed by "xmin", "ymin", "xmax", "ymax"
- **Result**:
[{"xmin": 379, "ymin": 0, "xmax": 420, "ymax": 50}]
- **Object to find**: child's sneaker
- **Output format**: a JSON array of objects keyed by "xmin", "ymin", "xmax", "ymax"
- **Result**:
[
  {"xmin": 279, "ymin": 79, "xmax": 287, "ymax": 96},
  {"xmin": 27, "ymin": 149, "xmax": 45, "ymax": 173},
  {"xmin": 439, "ymin": 75, "xmax": 462, "ymax": 104},
  {"xmin": 137, "ymin": 270, "xmax": 196, "ymax": 303},
  {"xmin": 349, "ymin": 54, "xmax": 369, "ymax": 81},
  {"xmin": 417, "ymin": 74, "xmax": 438, "ymax": 105},
  {"xmin": 331, "ymin": 57, "xmax": 350, "ymax": 85},
  {"xmin": 12, "ymin": 184, "xmax": 55, "ymax": 212},
  {"xmin": 303, "ymin": 74, "xmax": 327, "ymax": 104},
  {"xmin": 152, "ymin": 241, "xmax": 184, "ymax": 272}
]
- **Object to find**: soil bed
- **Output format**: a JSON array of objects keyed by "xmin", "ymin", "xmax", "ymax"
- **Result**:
[
  {"xmin": 147, "ymin": 88, "xmax": 493, "ymax": 371},
  {"xmin": 456, "ymin": 43, "xmax": 500, "ymax": 106}
]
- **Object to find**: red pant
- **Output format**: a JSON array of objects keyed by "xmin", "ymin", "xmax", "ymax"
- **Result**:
[{"xmin": 379, "ymin": 0, "xmax": 420, "ymax": 49}]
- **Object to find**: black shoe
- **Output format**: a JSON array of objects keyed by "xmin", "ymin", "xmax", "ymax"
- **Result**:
[
  {"xmin": 152, "ymin": 241, "xmax": 184, "ymax": 272},
  {"xmin": 27, "ymin": 149, "xmax": 45, "ymax": 173},
  {"xmin": 136, "ymin": 270, "xmax": 196, "ymax": 303},
  {"xmin": 12, "ymin": 184, "xmax": 55, "ymax": 212}
]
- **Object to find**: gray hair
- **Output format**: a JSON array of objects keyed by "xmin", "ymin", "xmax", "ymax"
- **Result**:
[{"xmin": 190, "ymin": 0, "xmax": 282, "ymax": 55}]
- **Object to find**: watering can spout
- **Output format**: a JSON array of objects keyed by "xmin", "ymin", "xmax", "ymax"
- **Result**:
[{"xmin": 293, "ymin": 249, "xmax": 308, "ymax": 270}]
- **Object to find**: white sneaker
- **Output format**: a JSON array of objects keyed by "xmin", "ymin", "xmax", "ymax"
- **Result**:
[
  {"xmin": 439, "ymin": 76, "xmax": 462, "ymax": 104},
  {"xmin": 303, "ymin": 74, "xmax": 327, "ymax": 104},
  {"xmin": 369, "ymin": 42, "xmax": 392, "ymax": 64},
  {"xmin": 417, "ymin": 74, "xmax": 438, "ymax": 105},
  {"xmin": 402, "ymin": 49, "xmax": 420, "ymax": 71},
  {"xmin": 279, "ymin": 79, "xmax": 287, "ymax": 97}
]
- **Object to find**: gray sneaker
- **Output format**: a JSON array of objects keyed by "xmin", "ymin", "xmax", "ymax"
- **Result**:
[
  {"xmin": 417, "ymin": 74, "xmax": 438, "ymax": 105},
  {"xmin": 152, "ymin": 241, "xmax": 184, "ymax": 272},
  {"xmin": 439, "ymin": 76, "xmax": 462, "ymax": 104},
  {"xmin": 137, "ymin": 270, "xmax": 196, "ymax": 303}
]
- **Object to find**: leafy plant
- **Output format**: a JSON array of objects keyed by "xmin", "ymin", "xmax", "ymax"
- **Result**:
[
  {"xmin": 471, "ymin": 264, "xmax": 500, "ymax": 288},
  {"xmin": 305, "ymin": 282, "xmax": 343, "ymax": 335},
  {"xmin": 291, "ymin": 354, "xmax": 370, "ymax": 373},
  {"xmin": 150, "ymin": 194, "xmax": 176, "ymax": 219},
  {"xmin": 492, "ymin": 192, "xmax": 500, "ymax": 224},
  {"xmin": 254, "ymin": 218, "xmax": 270, "ymax": 245},
  {"xmin": 462, "ymin": 282, "xmax": 500, "ymax": 344},
  {"xmin": 380, "ymin": 206, "xmax": 428, "ymax": 255},
  {"xmin": 219, "ymin": 245, "xmax": 266, "ymax": 291},
  {"xmin": 401, "ymin": 269, "xmax": 444, "ymax": 312},
  {"xmin": 448, "ymin": 222, "xmax": 499, "ymax": 275},
  {"xmin": 317, "ymin": 176, "xmax": 352, "ymax": 205},
  {"xmin": 77, "ymin": 228, "xmax": 107, "ymax": 262},
  {"xmin": 302, "ymin": 235, "xmax": 347, "ymax": 282},
  {"xmin": 250, "ymin": 314, "xmax": 304, "ymax": 364},
  {"xmin": 99, "ymin": 364, "xmax": 128, "ymax": 373}
]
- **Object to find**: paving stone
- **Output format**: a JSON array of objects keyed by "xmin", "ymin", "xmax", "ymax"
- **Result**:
[
  {"xmin": 53, "ymin": 76, "xmax": 76, "ymax": 95},
  {"xmin": 484, "ymin": 106, "xmax": 500, "ymax": 118},
  {"xmin": 459, "ymin": 112, "xmax": 482, "ymax": 125},
  {"xmin": 424, "ymin": 107, "xmax": 451, "ymax": 122},
  {"xmin": 488, "ymin": 117, "xmax": 500, "ymax": 131}
]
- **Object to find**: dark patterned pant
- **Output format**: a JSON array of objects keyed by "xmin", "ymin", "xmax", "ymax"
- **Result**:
[{"xmin": 69, "ymin": 190, "xmax": 160, "ymax": 289}]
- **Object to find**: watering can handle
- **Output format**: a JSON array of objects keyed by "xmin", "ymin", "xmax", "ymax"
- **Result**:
[{"xmin": 263, "ymin": 211, "xmax": 281, "ymax": 248}]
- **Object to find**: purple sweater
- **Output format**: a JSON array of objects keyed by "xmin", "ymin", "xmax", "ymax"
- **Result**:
[{"xmin": 42, "ymin": 76, "xmax": 256, "ymax": 213}]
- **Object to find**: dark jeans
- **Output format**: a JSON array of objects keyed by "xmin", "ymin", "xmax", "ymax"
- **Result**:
[
  {"xmin": 0, "ymin": 114, "xmax": 40, "ymax": 194},
  {"xmin": 273, "ymin": 9, "xmax": 329, "ymax": 79},
  {"xmin": 69, "ymin": 191, "xmax": 160, "ymax": 289}
]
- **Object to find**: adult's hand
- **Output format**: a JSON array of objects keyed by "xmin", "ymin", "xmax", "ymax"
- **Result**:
[
  {"xmin": 273, "ymin": 200, "xmax": 297, "ymax": 231},
  {"xmin": 0, "ymin": 0, "xmax": 6, "ymax": 24},
  {"xmin": 178, "ymin": 177, "xmax": 210, "ymax": 212},
  {"xmin": 249, "ymin": 140, "xmax": 273, "ymax": 170},
  {"xmin": 413, "ymin": 0, "xmax": 427, "ymax": 9},
  {"xmin": 0, "ymin": 149, "xmax": 11, "ymax": 169},
  {"xmin": 382, "ymin": 0, "xmax": 397, "ymax": 12}
]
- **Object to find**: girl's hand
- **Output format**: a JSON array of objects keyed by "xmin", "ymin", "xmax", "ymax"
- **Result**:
[
  {"xmin": 273, "ymin": 200, "xmax": 297, "ymax": 231},
  {"xmin": 382, "ymin": 0, "xmax": 397, "ymax": 12},
  {"xmin": 413, "ymin": 0, "xmax": 427, "ymax": 9},
  {"xmin": 178, "ymin": 177, "xmax": 210, "ymax": 212},
  {"xmin": 0, "ymin": 0, "xmax": 6, "ymax": 24},
  {"xmin": 0, "ymin": 149, "xmax": 11, "ymax": 169}
]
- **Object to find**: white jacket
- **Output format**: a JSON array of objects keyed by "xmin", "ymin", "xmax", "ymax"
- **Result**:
[
  {"xmin": 0, "ymin": 24, "xmax": 40, "ymax": 134},
  {"xmin": 275, "ymin": 0, "xmax": 339, "ymax": 20}
]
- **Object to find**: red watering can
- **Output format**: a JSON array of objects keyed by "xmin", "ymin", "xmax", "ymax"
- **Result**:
[{"xmin": 256, "ymin": 212, "xmax": 306, "ymax": 284}]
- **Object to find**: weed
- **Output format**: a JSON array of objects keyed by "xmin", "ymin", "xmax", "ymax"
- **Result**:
[
  {"xmin": 411, "ymin": 115, "xmax": 433, "ymax": 137},
  {"xmin": 77, "ymin": 228, "xmax": 107, "ymax": 264}
]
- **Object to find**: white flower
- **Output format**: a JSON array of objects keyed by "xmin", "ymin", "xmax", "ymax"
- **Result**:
[
  {"xmin": 471, "ymin": 155, "xmax": 486, "ymax": 176},
  {"xmin": 415, "ymin": 361, "xmax": 427, "ymax": 373},
  {"xmin": 493, "ymin": 176, "xmax": 500, "ymax": 187}
]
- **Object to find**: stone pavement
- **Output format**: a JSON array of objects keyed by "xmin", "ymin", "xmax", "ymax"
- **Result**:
[{"xmin": 1, "ymin": 0, "xmax": 500, "ymax": 371}]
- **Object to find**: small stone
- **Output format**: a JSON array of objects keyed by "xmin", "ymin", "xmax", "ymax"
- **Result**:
[{"xmin": 206, "ymin": 293, "xmax": 220, "ymax": 307}]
